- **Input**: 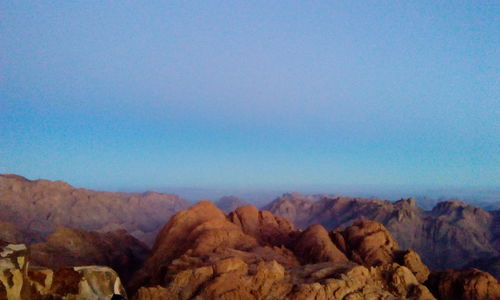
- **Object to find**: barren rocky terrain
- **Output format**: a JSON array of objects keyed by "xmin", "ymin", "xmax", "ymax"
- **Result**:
[
  {"xmin": 1, "ymin": 174, "xmax": 499, "ymax": 299},
  {"xmin": 265, "ymin": 193, "xmax": 500, "ymax": 271}
]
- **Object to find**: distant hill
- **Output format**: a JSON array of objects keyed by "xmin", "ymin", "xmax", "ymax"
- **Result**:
[
  {"xmin": 214, "ymin": 195, "xmax": 250, "ymax": 213},
  {"xmin": 0, "ymin": 174, "xmax": 190, "ymax": 246}
]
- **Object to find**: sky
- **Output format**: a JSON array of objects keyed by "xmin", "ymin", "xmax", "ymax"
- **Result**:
[{"xmin": 1, "ymin": 1, "xmax": 499, "ymax": 197}]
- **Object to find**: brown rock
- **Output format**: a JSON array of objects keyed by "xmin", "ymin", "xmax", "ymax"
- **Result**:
[
  {"xmin": 229, "ymin": 205, "xmax": 294, "ymax": 246},
  {"xmin": 30, "ymin": 226, "xmax": 149, "ymax": 284},
  {"xmin": 188, "ymin": 218, "xmax": 258, "ymax": 256},
  {"xmin": 248, "ymin": 260, "xmax": 291, "ymax": 299},
  {"xmin": 134, "ymin": 286, "xmax": 175, "ymax": 300},
  {"xmin": 43, "ymin": 266, "xmax": 127, "ymax": 299},
  {"xmin": 214, "ymin": 257, "xmax": 248, "ymax": 275},
  {"xmin": 288, "ymin": 263, "xmax": 435, "ymax": 300},
  {"xmin": 28, "ymin": 267, "xmax": 54, "ymax": 297},
  {"xmin": 1, "ymin": 241, "xmax": 128, "ymax": 300},
  {"xmin": 293, "ymin": 224, "xmax": 348, "ymax": 264},
  {"xmin": 131, "ymin": 202, "xmax": 441, "ymax": 300},
  {"xmin": 167, "ymin": 266, "xmax": 213, "ymax": 299},
  {"xmin": 131, "ymin": 201, "xmax": 232, "ymax": 288},
  {"xmin": 197, "ymin": 272, "xmax": 254, "ymax": 300},
  {"xmin": 396, "ymin": 249, "xmax": 430, "ymax": 283},
  {"xmin": 50, "ymin": 268, "xmax": 83, "ymax": 296},
  {"xmin": 426, "ymin": 268, "xmax": 500, "ymax": 300},
  {"xmin": 340, "ymin": 220, "xmax": 399, "ymax": 266}
]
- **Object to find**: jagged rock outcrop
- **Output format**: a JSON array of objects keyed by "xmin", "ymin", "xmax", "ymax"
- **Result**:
[
  {"xmin": 0, "ymin": 174, "xmax": 189, "ymax": 246},
  {"xmin": 266, "ymin": 194, "xmax": 500, "ymax": 272},
  {"xmin": 426, "ymin": 268, "xmax": 500, "ymax": 300},
  {"xmin": 131, "ymin": 202, "xmax": 443, "ymax": 299},
  {"xmin": 215, "ymin": 196, "xmax": 250, "ymax": 213}
]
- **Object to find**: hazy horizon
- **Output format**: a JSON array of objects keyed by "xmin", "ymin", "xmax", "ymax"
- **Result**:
[
  {"xmin": 3, "ymin": 172, "xmax": 499, "ymax": 208},
  {"xmin": 1, "ymin": 2, "xmax": 498, "ymax": 192}
]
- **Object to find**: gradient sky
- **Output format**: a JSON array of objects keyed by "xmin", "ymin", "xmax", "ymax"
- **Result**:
[{"xmin": 1, "ymin": 1, "xmax": 498, "ymax": 193}]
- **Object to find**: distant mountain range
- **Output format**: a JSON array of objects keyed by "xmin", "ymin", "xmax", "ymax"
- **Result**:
[
  {"xmin": 0, "ymin": 173, "xmax": 498, "ymax": 282},
  {"xmin": 1, "ymin": 174, "xmax": 499, "ymax": 299},
  {"xmin": 0, "ymin": 174, "xmax": 189, "ymax": 246},
  {"xmin": 264, "ymin": 193, "xmax": 499, "ymax": 275}
]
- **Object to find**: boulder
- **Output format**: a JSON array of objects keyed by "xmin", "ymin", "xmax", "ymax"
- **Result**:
[
  {"xmin": 426, "ymin": 268, "xmax": 500, "ymax": 300},
  {"xmin": 293, "ymin": 224, "xmax": 348, "ymax": 264},
  {"xmin": 338, "ymin": 220, "xmax": 399, "ymax": 266}
]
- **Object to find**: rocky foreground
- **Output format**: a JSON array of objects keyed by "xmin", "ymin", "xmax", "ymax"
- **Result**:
[{"xmin": 1, "ymin": 201, "xmax": 500, "ymax": 299}]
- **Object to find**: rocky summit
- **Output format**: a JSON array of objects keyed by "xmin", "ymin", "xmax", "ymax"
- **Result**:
[{"xmin": 129, "ymin": 201, "xmax": 500, "ymax": 299}]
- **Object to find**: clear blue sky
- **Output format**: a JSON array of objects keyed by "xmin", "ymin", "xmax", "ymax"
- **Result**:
[{"xmin": 1, "ymin": 1, "xmax": 498, "ymax": 192}]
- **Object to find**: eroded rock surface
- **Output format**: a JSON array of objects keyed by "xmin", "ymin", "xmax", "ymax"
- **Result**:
[{"xmin": 131, "ymin": 202, "xmax": 441, "ymax": 300}]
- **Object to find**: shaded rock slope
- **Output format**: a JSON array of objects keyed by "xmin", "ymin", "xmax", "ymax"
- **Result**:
[
  {"xmin": 130, "ymin": 201, "xmax": 500, "ymax": 299},
  {"xmin": 30, "ymin": 226, "xmax": 150, "ymax": 284},
  {"xmin": 0, "ymin": 173, "xmax": 190, "ymax": 245},
  {"xmin": 1, "ymin": 217, "xmax": 149, "ymax": 290},
  {"xmin": 265, "ymin": 193, "xmax": 500, "ymax": 271}
]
